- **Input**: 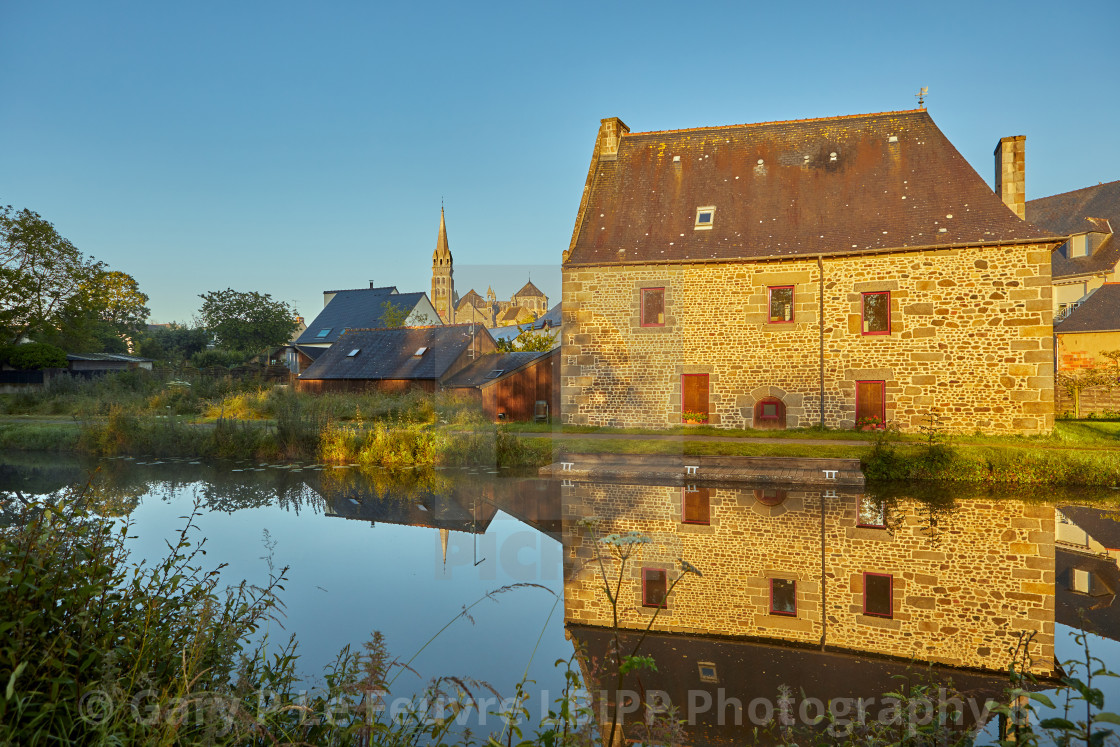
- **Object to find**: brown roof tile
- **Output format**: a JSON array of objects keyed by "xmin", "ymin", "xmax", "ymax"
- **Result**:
[{"xmin": 567, "ymin": 109, "xmax": 1056, "ymax": 266}]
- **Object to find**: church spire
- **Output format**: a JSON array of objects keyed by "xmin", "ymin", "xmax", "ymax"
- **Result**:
[{"xmin": 433, "ymin": 206, "xmax": 451, "ymax": 262}]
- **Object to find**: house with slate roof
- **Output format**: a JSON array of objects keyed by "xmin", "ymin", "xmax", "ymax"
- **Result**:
[
  {"xmin": 443, "ymin": 348, "xmax": 559, "ymax": 421},
  {"xmin": 295, "ymin": 283, "xmax": 440, "ymax": 350},
  {"xmin": 296, "ymin": 323, "xmax": 494, "ymax": 394},
  {"xmin": 1026, "ymin": 179, "xmax": 1120, "ymax": 321},
  {"xmin": 561, "ymin": 110, "xmax": 1063, "ymax": 434}
]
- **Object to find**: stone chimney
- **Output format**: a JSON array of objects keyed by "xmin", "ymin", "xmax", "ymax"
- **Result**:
[
  {"xmin": 597, "ymin": 117, "xmax": 630, "ymax": 161},
  {"xmin": 995, "ymin": 135, "xmax": 1026, "ymax": 219}
]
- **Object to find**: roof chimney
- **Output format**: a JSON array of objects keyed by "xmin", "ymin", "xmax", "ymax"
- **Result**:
[{"xmin": 994, "ymin": 135, "xmax": 1026, "ymax": 220}]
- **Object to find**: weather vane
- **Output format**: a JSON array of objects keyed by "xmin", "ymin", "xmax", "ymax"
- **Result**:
[{"xmin": 916, "ymin": 87, "xmax": 928, "ymax": 108}]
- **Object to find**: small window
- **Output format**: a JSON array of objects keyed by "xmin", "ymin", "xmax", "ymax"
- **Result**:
[
  {"xmin": 315, "ymin": 328, "xmax": 332, "ymax": 338},
  {"xmin": 347, "ymin": 349, "xmax": 360, "ymax": 357},
  {"xmin": 682, "ymin": 486, "xmax": 710, "ymax": 525},
  {"xmin": 864, "ymin": 573, "xmax": 893, "ymax": 618},
  {"xmin": 485, "ymin": 369, "xmax": 504, "ymax": 379},
  {"xmin": 857, "ymin": 496, "xmax": 886, "ymax": 528},
  {"xmin": 642, "ymin": 568, "xmax": 667, "ymax": 608},
  {"xmin": 641, "ymin": 288, "xmax": 665, "ymax": 327},
  {"xmin": 770, "ymin": 579, "xmax": 796, "ymax": 616},
  {"xmin": 697, "ymin": 662, "xmax": 718, "ymax": 683},
  {"xmin": 753, "ymin": 398, "xmax": 786, "ymax": 429},
  {"xmin": 753, "ymin": 487, "xmax": 788, "ymax": 506},
  {"xmin": 695, "ymin": 206, "xmax": 715, "ymax": 230},
  {"xmin": 413, "ymin": 346, "xmax": 428, "ymax": 358},
  {"xmin": 862, "ymin": 291, "xmax": 890, "ymax": 335},
  {"xmin": 768, "ymin": 286, "xmax": 794, "ymax": 323},
  {"xmin": 1069, "ymin": 234, "xmax": 1088, "ymax": 258}
]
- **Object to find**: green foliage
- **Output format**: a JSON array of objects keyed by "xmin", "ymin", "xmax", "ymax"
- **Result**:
[
  {"xmin": 136, "ymin": 323, "xmax": 211, "ymax": 363},
  {"xmin": 197, "ymin": 288, "xmax": 298, "ymax": 355},
  {"xmin": 0, "ymin": 205, "xmax": 105, "ymax": 344},
  {"xmin": 6, "ymin": 342, "xmax": 67, "ymax": 370},
  {"xmin": 380, "ymin": 300, "xmax": 409, "ymax": 328},
  {"xmin": 42, "ymin": 269, "xmax": 150, "ymax": 353},
  {"xmin": 495, "ymin": 326, "xmax": 557, "ymax": 352},
  {"xmin": 190, "ymin": 347, "xmax": 249, "ymax": 369}
]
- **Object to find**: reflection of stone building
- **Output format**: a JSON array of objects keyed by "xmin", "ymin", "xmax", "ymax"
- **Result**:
[
  {"xmin": 429, "ymin": 208, "xmax": 548, "ymax": 327},
  {"xmin": 563, "ymin": 481, "xmax": 1057, "ymax": 677}
]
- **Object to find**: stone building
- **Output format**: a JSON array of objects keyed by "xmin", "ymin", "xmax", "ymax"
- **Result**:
[
  {"xmin": 560, "ymin": 110, "xmax": 1063, "ymax": 433},
  {"xmin": 429, "ymin": 208, "xmax": 548, "ymax": 327}
]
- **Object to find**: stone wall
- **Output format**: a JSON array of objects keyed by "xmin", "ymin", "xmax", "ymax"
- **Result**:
[
  {"xmin": 561, "ymin": 242, "xmax": 1054, "ymax": 433},
  {"xmin": 562, "ymin": 482, "xmax": 1057, "ymax": 676}
]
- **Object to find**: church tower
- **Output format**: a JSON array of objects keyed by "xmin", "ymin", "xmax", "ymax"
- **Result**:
[{"xmin": 431, "ymin": 207, "xmax": 454, "ymax": 324}]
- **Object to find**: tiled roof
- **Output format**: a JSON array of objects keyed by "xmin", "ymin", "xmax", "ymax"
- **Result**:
[
  {"xmin": 299, "ymin": 324, "xmax": 491, "ymax": 381},
  {"xmin": 1026, "ymin": 180, "xmax": 1120, "ymax": 236},
  {"xmin": 514, "ymin": 280, "xmax": 545, "ymax": 298},
  {"xmin": 1055, "ymin": 284, "xmax": 1120, "ymax": 334},
  {"xmin": 567, "ymin": 109, "xmax": 1057, "ymax": 266},
  {"xmin": 442, "ymin": 350, "xmax": 552, "ymax": 389},
  {"xmin": 295, "ymin": 289, "xmax": 430, "ymax": 345}
]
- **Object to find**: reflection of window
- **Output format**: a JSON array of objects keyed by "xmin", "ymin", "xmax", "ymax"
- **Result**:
[
  {"xmin": 697, "ymin": 662, "xmax": 718, "ymax": 683},
  {"xmin": 682, "ymin": 486, "xmax": 710, "ymax": 525},
  {"xmin": 862, "ymin": 291, "xmax": 890, "ymax": 335},
  {"xmin": 641, "ymin": 288, "xmax": 665, "ymax": 327},
  {"xmin": 857, "ymin": 496, "xmax": 886, "ymax": 528},
  {"xmin": 864, "ymin": 573, "xmax": 893, "ymax": 617},
  {"xmin": 753, "ymin": 487, "xmax": 788, "ymax": 506},
  {"xmin": 768, "ymin": 286, "xmax": 794, "ymax": 323},
  {"xmin": 770, "ymin": 579, "xmax": 796, "ymax": 616},
  {"xmin": 642, "ymin": 568, "xmax": 667, "ymax": 608}
]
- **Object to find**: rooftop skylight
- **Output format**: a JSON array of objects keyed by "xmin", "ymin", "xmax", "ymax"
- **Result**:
[{"xmin": 315, "ymin": 328, "xmax": 332, "ymax": 338}]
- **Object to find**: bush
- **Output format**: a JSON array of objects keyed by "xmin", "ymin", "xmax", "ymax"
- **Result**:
[{"xmin": 6, "ymin": 342, "xmax": 67, "ymax": 370}]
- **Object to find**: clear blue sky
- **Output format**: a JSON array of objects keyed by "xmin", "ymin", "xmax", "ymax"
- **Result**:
[{"xmin": 2, "ymin": 0, "xmax": 1117, "ymax": 323}]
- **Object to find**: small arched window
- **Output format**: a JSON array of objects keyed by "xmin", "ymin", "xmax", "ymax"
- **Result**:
[{"xmin": 753, "ymin": 397, "xmax": 786, "ymax": 430}]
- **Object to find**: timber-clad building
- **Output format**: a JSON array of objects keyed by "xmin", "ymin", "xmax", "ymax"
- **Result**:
[{"xmin": 560, "ymin": 109, "xmax": 1064, "ymax": 433}]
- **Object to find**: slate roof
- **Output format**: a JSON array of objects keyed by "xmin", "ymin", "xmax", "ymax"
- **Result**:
[
  {"xmin": 488, "ymin": 324, "xmax": 524, "ymax": 343},
  {"xmin": 457, "ymin": 289, "xmax": 489, "ymax": 310},
  {"xmin": 1059, "ymin": 505, "xmax": 1120, "ymax": 550},
  {"xmin": 299, "ymin": 324, "xmax": 491, "ymax": 381},
  {"xmin": 1027, "ymin": 181, "xmax": 1120, "ymax": 280},
  {"xmin": 442, "ymin": 350, "xmax": 552, "ymax": 389},
  {"xmin": 514, "ymin": 280, "xmax": 545, "ymax": 298},
  {"xmin": 533, "ymin": 303, "xmax": 561, "ymax": 329},
  {"xmin": 567, "ymin": 109, "xmax": 1058, "ymax": 266},
  {"xmin": 1026, "ymin": 180, "xmax": 1120, "ymax": 235},
  {"xmin": 295, "ymin": 288, "xmax": 429, "ymax": 345},
  {"xmin": 1055, "ymin": 284, "xmax": 1120, "ymax": 334},
  {"xmin": 67, "ymin": 353, "xmax": 153, "ymax": 363}
]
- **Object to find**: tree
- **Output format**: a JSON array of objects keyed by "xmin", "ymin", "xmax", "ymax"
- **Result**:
[
  {"xmin": 45, "ymin": 269, "xmax": 151, "ymax": 353},
  {"xmin": 495, "ymin": 325, "xmax": 557, "ymax": 352},
  {"xmin": 136, "ymin": 323, "xmax": 211, "ymax": 363},
  {"xmin": 197, "ymin": 288, "xmax": 298, "ymax": 355},
  {"xmin": 0, "ymin": 206, "xmax": 104, "ymax": 343}
]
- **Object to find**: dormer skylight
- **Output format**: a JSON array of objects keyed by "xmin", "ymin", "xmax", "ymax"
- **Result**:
[
  {"xmin": 413, "ymin": 347, "xmax": 428, "ymax": 358},
  {"xmin": 347, "ymin": 349, "xmax": 360, "ymax": 357},
  {"xmin": 315, "ymin": 328, "xmax": 332, "ymax": 338},
  {"xmin": 695, "ymin": 206, "xmax": 715, "ymax": 230}
]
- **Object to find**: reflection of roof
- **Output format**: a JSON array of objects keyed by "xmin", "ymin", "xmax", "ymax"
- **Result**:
[
  {"xmin": 1027, "ymin": 180, "xmax": 1120, "ymax": 236},
  {"xmin": 442, "ymin": 350, "xmax": 553, "ymax": 388},
  {"xmin": 571, "ymin": 625, "xmax": 1026, "ymax": 746},
  {"xmin": 568, "ymin": 109, "xmax": 1057, "ymax": 266},
  {"xmin": 299, "ymin": 324, "xmax": 491, "ymax": 381},
  {"xmin": 1060, "ymin": 505, "xmax": 1120, "ymax": 549},
  {"xmin": 1055, "ymin": 284, "xmax": 1120, "ymax": 333},
  {"xmin": 296, "ymin": 288, "xmax": 430, "ymax": 345},
  {"xmin": 1056, "ymin": 548, "xmax": 1120, "ymax": 644},
  {"xmin": 324, "ymin": 492, "xmax": 496, "ymax": 533}
]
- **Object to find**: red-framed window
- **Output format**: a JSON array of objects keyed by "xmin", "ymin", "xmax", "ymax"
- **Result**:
[
  {"xmin": 770, "ymin": 578, "xmax": 797, "ymax": 616},
  {"xmin": 863, "ymin": 572, "xmax": 893, "ymax": 618},
  {"xmin": 855, "ymin": 381, "xmax": 886, "ymax": 426},
  {"xmin": 861, "ymin": 291, "xmax": 890, "ymax": 335},
  {"xmin": 857, "ymin": 496, "xmax": 886, "ymax": 528},
  {"xmin": 641, "ymin": 287, "xmax": 665, "ymax": 327},
  {"xmin": 768, "ymin": 286, "xmax": 795, "ymax": 323},
  {"xmin": 682, "ymin": 486, "xmax": 710, "ymax": 525},
  {"xmin": 754, "ymin": 397, "xmax": 786, "ymax": 428},
  {"xmin": 642, "ymin": 568, "xmax": 668, "ymax": 608},
  {"xmin": 681, "ymin": 373, "xmax": 709, "ymax": 423}
]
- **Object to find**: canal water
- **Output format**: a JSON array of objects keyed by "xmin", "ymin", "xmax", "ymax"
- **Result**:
[{"xmin": 2, "ymin": 451, "xmax": 1118, "ymax": 743}]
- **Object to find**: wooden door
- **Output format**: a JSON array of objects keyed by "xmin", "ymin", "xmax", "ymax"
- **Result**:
[
  {"xmin": 855, "ymin": 380, "xmax": 885, "ymax": 423},
  {"xmin": 681, "ymin": 374, "xmax": 709, "ymax": 420}
]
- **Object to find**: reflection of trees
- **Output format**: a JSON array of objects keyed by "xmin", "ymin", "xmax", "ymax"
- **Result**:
[{"xmin": 85, "ymin": 481, "xmax": 146, "ymax": 517}]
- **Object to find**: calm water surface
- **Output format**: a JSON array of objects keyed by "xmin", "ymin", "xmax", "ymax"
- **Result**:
[{"xmin": 3, "ymin": 452, "xmax": 1118, "ymax": 744}]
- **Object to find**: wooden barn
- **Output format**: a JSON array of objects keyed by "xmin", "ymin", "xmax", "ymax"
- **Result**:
[
  {"xmin": 296, "ymin": 324, "xmax": 495, "ymax": 394},
  {"xmin": 444, "ymin": 348, "xmax": 560, "ymax": 422}
]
